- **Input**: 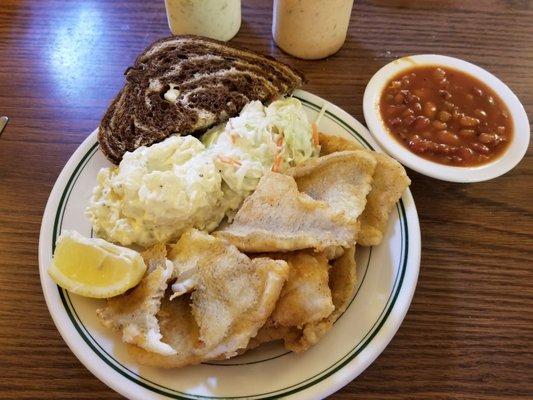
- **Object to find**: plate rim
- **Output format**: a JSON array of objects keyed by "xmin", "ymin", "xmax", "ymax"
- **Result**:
[{"xmin": 39, "ymin": 89, "xmax": 421, "ymax": 400}]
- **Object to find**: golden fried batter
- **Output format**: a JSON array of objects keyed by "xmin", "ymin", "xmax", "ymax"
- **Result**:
[
  {"xmin": 215, "ymin": 173, "xmax": 357, "ymax": 252},
  {"xmin": 128, "ymin": 229, "xmax": 289, "ymax": 368},
  {"xmin": 97, "ymin": 244, "xmax": 175, "ymax": 356},
  {"xmin": 288, "ymin": 150, "xmax": 376, "ymax": 224},
  {"xmin": 357, "ymin": 153, "xmax": 410, "ymax": 246},
  {"xmin": 270, "ymin": 251, "xmax": 334, "ymax": 327}
]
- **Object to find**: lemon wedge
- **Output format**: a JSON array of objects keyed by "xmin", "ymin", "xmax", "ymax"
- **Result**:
[{"xmin": 48, "ymin": 230, "xmax": 147, "ymax": 298}]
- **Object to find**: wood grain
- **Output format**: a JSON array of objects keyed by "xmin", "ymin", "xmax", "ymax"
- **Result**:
[{"xmin": 0, "ymin": 0, "xmax": 531, "ymax": 398}]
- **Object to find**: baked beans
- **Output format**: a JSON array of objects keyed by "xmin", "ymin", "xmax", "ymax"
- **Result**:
[{"xmin": 380, "ymin": 66, "xmax": 513, "ymax": 166}]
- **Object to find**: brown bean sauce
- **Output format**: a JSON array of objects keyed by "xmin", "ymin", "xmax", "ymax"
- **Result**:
[{"xmin": 380, "ymin": 66, "xmax": 513, "ymax": 166}]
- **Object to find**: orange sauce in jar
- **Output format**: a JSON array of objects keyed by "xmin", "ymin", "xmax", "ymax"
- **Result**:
[{"xmin": 272, "ymin": 0, "xmax": 354, "ymax": 60}]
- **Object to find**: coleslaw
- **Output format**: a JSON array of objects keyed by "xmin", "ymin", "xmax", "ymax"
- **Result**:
[{"xmin": 204, "ymin": 98, "xmax": 319, "ymax": 215}]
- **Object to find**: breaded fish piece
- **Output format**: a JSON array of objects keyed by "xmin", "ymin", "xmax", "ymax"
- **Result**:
[
  {"xmin": 130, "ymin": 229, "xmax": 289, "ymax": 367},
  {"xmin": 128, "ymin": 294, "xmax": 202, "ymax": 368},
  {"xmin": 172, "ymin": 230, "xmax": 290, "ymax": 356},
  {"xmin": 328, "ymin": 246, "xmax": 357, "ymax": 318},
  {"xmin": 97, "ymin": 244, "xmax": 176, "ymax": 356},
  {"xmin": 319, "ymin": 132, "xmax": 364, "ymax": 155},
  {"xmin": 141, "ymin": 243, "xmax": 168, "ymax": 273},
  {"xmin": 318, "ymin": 132, "xmax": 411, "ymax": 246},
  {"xmin": 286, "ymin": 245, "xmax": 357, "ymax": 352},
  {"xmin": 357, "ymin": 153, "xmax": 410, "ymax": 246},
  {"xmin": 215, "ymin": 172, "xmax": 357, "ymax": 252},
  {"xmin": 250, "ymin": 246, "xmax": 357, "ymax": 353},
  {"xmin": 288, "ymin": 150, "xmax": 377, "ymax": 223},
  {"xmin": 270, "ymin": 251, "xmax": 334, "ymax": 327},
  {"xmin": 247, "ymin": 322, "xmax": 295, "ymax": 351}
]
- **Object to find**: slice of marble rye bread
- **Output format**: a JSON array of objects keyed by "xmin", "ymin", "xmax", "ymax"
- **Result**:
[{"xmin": 98, "ymin": 35, "xmax": 305, "ymax": 164}]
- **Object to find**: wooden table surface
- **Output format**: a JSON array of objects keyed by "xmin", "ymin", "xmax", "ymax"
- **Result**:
[{"xmin": 1, "ymin": 0, "xmax": 531, "ymax": 399}]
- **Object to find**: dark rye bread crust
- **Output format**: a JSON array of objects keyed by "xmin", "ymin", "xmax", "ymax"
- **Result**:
[{"xmin": 99, "ymin": 35, "xmax": 305, "ymax": 164}]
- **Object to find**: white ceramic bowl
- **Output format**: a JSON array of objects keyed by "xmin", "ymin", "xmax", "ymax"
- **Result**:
[{"xmin": 363, "ymin": 54, "xmax": 530, "ymax": 182}]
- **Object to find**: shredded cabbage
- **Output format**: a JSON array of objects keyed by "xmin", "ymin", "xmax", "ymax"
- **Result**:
[
  {"xmin": 266, "ymin": 98, "xmax": 318, "ymax": 165},
  {"xmin": 202, "ymin": 98, "xmax": 319, "ymax": 216}
]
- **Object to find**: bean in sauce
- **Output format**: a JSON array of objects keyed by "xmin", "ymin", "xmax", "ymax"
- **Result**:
[{"xmin": 380, "ymin": 66, "xmax": 513, "ymax": 166}]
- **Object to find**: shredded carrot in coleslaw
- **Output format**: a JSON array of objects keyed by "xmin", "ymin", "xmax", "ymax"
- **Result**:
[
  {"xmin": 217, "ymin": 155, "xmax": 242, "ymax": 167},
  {"xmin": 271, "ymin": 153, "xmax": 283, "ymax": 172},
  {"xmin": 311, "ymin": 122, "xmax": 320, "ymax": 146}
]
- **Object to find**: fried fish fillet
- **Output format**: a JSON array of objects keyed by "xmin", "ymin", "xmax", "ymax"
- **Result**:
[
  {"xmin": 296, "ymin": 246, "xmax": 357, "ymax": 352},
  {"xmin": 288, "ymin": 150, "xmax": 377, "ymax": 224},
  {"xmin": 270, "ymin": 251, "xmax": 334, "ymax": 327},
  {"xmin": 97, "ymin": 244, "xmax": 176, "ymax": 356},
  {"xmin": 249, "ymin": 246, "xmax": 357, "ymax": 353},
  {"xmin": 129, "ymin": 229, "xmax": 289, "ymax": 367},
  {"xmin": 141, "ymin": 243, "xmax": 168, "ymax": 273},
  {"xmin": 128, "ymin": 293, "xmax": 202, "ymax": 368},
  {"xmin": 215, "ymin": 172, "xmax": 357, "ymax": 252},
  {"xmin": 247, "ymin": 321, "xmax": 295, "ymax": 351},
  {"xmin": 328, "ymin": 246, "xmax": 358, "ymax": 318},
  {"xmin": 286, "ymin": 245, "xmax": 357, "ymax": 352},
  {"xmin": 318, "ymin": 132, "xmax": 364, "ymax": 155},
  {"xmin": 357, "ymin": 153, "xmax": 410, "ymax": 246},
  {"xmin": 318, "ymin": 132, "xmax": 410, "ymax": 246}
]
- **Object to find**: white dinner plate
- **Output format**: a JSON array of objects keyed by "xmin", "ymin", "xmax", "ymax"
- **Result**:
[{"xmin": 39, "ymin": 89, "xmax": 421, "ymax": 400}]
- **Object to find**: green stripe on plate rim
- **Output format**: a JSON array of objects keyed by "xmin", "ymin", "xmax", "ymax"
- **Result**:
[{"xmin": 51, "ymin": 99, "xmax": 409, "ymax": 399}]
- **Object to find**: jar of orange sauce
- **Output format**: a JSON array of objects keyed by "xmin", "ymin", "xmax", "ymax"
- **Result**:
[{"xmin": 272, "ymin": 0, "xmax": 354, "ymax": 59}]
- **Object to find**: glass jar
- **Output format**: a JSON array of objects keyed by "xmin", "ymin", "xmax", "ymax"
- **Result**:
[
  {"xmin": 272, "ymin": 0, "xmax": 354, "ymax": 59},
  {"xmin": 164, "ymin": 0, "xmax": 241, "ymax": 42}
]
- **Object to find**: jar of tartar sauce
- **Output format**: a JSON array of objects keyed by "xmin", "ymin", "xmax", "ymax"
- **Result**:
[
  {"xmin": 164, "ymin": 0, "xmax": 241, "ymax": 42},
  {"xmin": 272, "ymin": 0, "xmax": 354, "ymax": 59}
]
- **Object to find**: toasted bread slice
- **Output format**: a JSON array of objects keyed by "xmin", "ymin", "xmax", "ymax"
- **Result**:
[{"xmin": 98, "ymin": 35, "xmax": 305, "ymax": 163}]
